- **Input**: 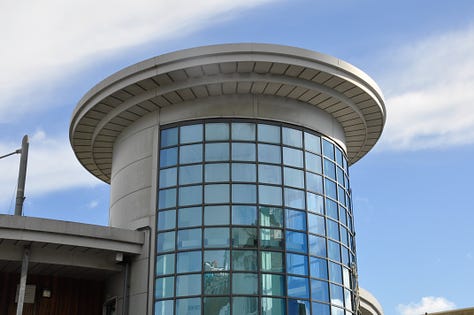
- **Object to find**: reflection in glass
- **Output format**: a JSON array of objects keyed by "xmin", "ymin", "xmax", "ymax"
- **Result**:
[
  {"xmin": 176, "ymin": 274, "xmax": 201, "ymax": 296},
  {"xmin": 231, "ymin": 163, "xmax": 256, "ymax": 182},
  {"xmin": 233, "ymin": 296, "xmax": 258, "ymax": 315},
  {"xmin": 285, "ymin": 188, "xmax": 305, "ymax": 209},
  {"xmin": 327, "ymin": 219, "xmax": 340, "ymax": 241},
  {"xmin": 177, "ymin": 251, "xmax": 201, "ymax": 273},
  {"xmin": 324, "ymin": 158, "xmax": 336, "ymax": 180},
  {"xmin": 284, "ymin": 167, "xmax": 304, "ymax": 189},
  {"xmin": 330, "ymin": 283, "xmax": 344, "ymax": 307},
  {"xmin": 286, "ymin": 253, "xmax": 309, "ymax": 276},
  {"xmin": 179, "ymin": 164, "xmax": 202, "ymax": 185},
  {"xmin": 258, "ymin": 144, "xmax": 281, "ymax": 164},
  {"xmin": 305, "ymin": 152, "xmax": 322, "ymax": 174},
  {"xmin": 157, "ymin": 231, "xmax": 175, "ymax": 252},
  {"xmin": 204, "ymin": 228, "xmax": 229, "ymax": 248},
  {"xmin": 156, "ymin": 253, "xmax": 175, "ymax": 275},
  {"xmin": 178, "ymin": 207, "xmax": 201, "ymax": 228},
  {"xmin": 262, "ymin": 297, "xmax": 286, "ymax": 315},
  {"xmin": 180, "ymin": 124, "xmax": 203, "ymax": 144},
  {"xmin": 204, "ymin": 250, "xmax": 230, "ymax": 271},
  {"xmin": 206, "ymin": 123, "xmax": 229, "ymax": 141},
  {"xmin": 260, "ymin": 251, "xmax": 284, "ymax": 273},
  {"xmin": 259, "ymin": 185, "xmax": 282, "ymax": 206},
  {"xmin": 155, "ymin": 276, "xmax": 174, "ymax": 298},
  {"xmin": 312, "ymin": 302, "xmax": 330, "ymax": 315},
  {"xmin": 160, "ymin": 147, "xmax": 178, "ymax": 168},
  {"xmin": 283, "ymin": 147, "xmax": 303, "ymax": 167},
  {"xmin": 205, "ymin": 163, "xmax": 229, "ymax": 182},
  {"xmin": 260, "ymin": 207, "xmax": 283, "ymax": 228},
  {"xmin": 179, "ymin": 144, "xmax": 203, "ymax": 164},
  {"xmin": 260, "ymin": 228, "xmax": 284, "ymax": 249},
  {"xmin": 179, "ymin": 185, "xmax": 202, "ymax": 206},
  {"xmin": 310, "ymin": 257, "xmax": 328, "ymax": 279},
  {"xmin": 204, "ymin": 206, "xmax": 230, "ymax": 225},
  {"xmin": 232, "ymin": 123, "xmax": 256, "ymax": 141},
  {"xmin": 309, "ymin": 234, "xmax": 326, "ymax": 257},
  {"xmin": 259, "ymin": 164, "xmax": 282, "ymax": 184},
  {"xmin": 325, "ymin": 178, "xmax": 337, "ymax": 200},
  {"xmin": 258, "ymin": 124, "xmax": 280, "ymax": 143},
  {"xmin": 155, "ymin": 299, "xmax": 173, "ymax": 315},
  {"xmin": 232, "ymin": 228, "xmax": 257, "ymax": 248},
  {"xmin": 322, "ymin": 139, "xmax": 335, "ymax": 160},
  {"xmin": 232, "ymin": 250, "xmax": 257, "ymax": 271},
  {"xmin": 329, "ymin": 261, "xmax": 343, "ymax": 284},
  {"xmin": 157, "ymin": 210, "xmax": 175, "ymax": 231},
  {"xmin": 282, "ymin": 127, "xmax": 302, "ymax": 148},
  {"xmin": 160, "ymin": 127, "xmax": 178, "ymax": 148},
  {"xmin": 176, "ymin": 298, "xmax": 201, "ymax": 315},
  {"xmin": 287, "ymin": 276, "xmax": 309, "ymax": 298},
  {"xmin": 205, "ymin": 184, "xmax": 230, "ymax": 204},
  {"xmin": 328, "ymin": 240, "xmax": 341, "ymax": 262},
  {"xmin": 285, "ymin": 209, "xmax": 306, "ymax": 231},
  {"xmin": 304, "ymin": 132, "xmax": 321, "ymax": 154},
  {"xmin": 326, "ymin": 198, "xmax": 338, "ymax": 220},
  {"xmin": 232, "ymin": 143, "xmax": 256, "ymax": 161},
  {"xmin": 232, "ymin": 205, "xmax": 257, "ymax": 225},
  {"xmin": 204, "ymin": 273, "xmax": 230, "ymax": 295},
  {"xmin": 286, "ymin": 230, "xmax": 308, "ymax": 254},
  {"xmin": 308, "ymin": 213, "xmax": 325, "ymax": 236},
  {"xmin": 261, "ymin": 273, "xmax": 285, "ymax": 296},
  {"xmin": 311, "ymin": 279, "xmax": 329, "ymax": 302},
  {"xmin": 288, "ymin": 299, "xmax": 310, "ymax": 315},
  {"xmin": 159, "ymin": 167, "xmax": 177, "ymax": 188},
  {"xmin": 232, "ymin": 184, "xmax": 257, "ymax": 203},
  {"xmin": 205, "ymin": 143, "xmax": 229, "ymax": 161},
  {"xmin": 306, "ymin": 172, "xmax": 323, "ymax": 194},
  {"xmin": 158, "ymin": 188, "xmax": 176, "ymax": 209},
  {"xmin": 203, "ymin": 297, "xmax": 230, "ymax": 315},
  {"xmin": 307, "ymin": 192, "xmax": 324, "ymax": 214},
  {"xmin": 177, "ymin": 228, "xmax": 201, "ymax": 250},
  {"xmin": 232, "ymin": 273, "xmax": 258, "ymax": 294}
]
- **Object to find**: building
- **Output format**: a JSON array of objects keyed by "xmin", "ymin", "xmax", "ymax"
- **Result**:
[
  {"xmin": 425, "ymin": 307, "xmax": 474, "ymax": 315},
  {"xmin": 1, "ymin": 43, "xmax": 386, "ymax": 315}
]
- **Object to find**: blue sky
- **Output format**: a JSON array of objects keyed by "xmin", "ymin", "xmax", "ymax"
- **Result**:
[{"xmin": 1, "ymin": 1, "xmax": 473, "ymax": 314}]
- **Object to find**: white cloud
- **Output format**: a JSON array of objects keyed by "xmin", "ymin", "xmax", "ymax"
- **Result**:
[
  {"xmin": 0, "ymin": 0, "xmax": 275, "ymax": 121},
  {"xmin": 88, "ymin": 200, "xmax": 99, "ymax": 209},
  {"xmin": 398, "ymin": 297, "xmax": 456, "ymax": 315},
  {"xmin": 377, "ymin": 24, "xmax": 474, "ymax": 150}
]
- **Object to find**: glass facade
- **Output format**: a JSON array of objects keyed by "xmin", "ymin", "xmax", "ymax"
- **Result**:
[{"xmin": 156, "ymin": 120, "xmax": 356, "ymax": 315}]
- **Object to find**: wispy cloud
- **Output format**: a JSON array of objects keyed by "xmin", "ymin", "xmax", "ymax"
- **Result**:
[
  {"xmin": 88, "ymin": 200, "xmax": 99, "ymax": 209},
  {"xmin": 377, "ymin": 24, "xmax": 474, "ymax": 150},
  {"xmin": 398, "ymin": 297, "xmax": 456, "ymax": 315},
  {"xmin": 0, "ymin": 0, "xmax": 275, "ymax": 121}
]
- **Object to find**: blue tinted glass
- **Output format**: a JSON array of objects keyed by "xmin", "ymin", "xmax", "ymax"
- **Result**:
[
  {"xmin": 258, "ymin": 144, "xmax": 281, "ymax": 164},
  {"xmin": 336, "ymin": 167, "xmax": 345, "ymax": 185},
  {"xmin": 156, "ymin": 254, "xmax": 175, "ymax": 275},
  {"xmin": 232, "ymin": 206, "xmax": 257, "ymax": 225},
  {"xmin": 206, "ymin": 123, "xmax": 229, "ymax": 141},
  {"xmin": 232, "ymin": 163, "xmax": 256, "ymax": 182},
  {"xmin": 155, "ymin": 299, "xmax": 173, "ymax": 315},
  {"xmin": 330, "ymin": 284, "xmax": 344, "ymax": 307},
  {"xmin": 259, "ymin": 185, "xmax": 282, "ymax": 206},
  {"xmin": 283, "ymin": 167, "xmax": 304, "ymax": 189},
  {"xmin": 204, "ymin": 205, "xmax": 229, "ymax": 225},
  {"xmin": 329, "ymin": 261, "xmax": 343, "ymax": 284},
  {"xmin": 260, "ymin": 251, "xmax": 284, "ymax": 272},
  {"xmin": 308, "ymin": 213, "xmax": 325, "ymax": 236},
  {"xmin": 178, "ymin": 206, "xmax": 201, "ymax": 228},
  {"xmin": 176, "ymin": 274, "xmax": 201, "ymax": 296},
  {"xmin": 262, "ymin": 298, "xmax": 286, "ymax": 315},
  {"xmin": 287, "ymin": 276, "xmax": 309, "ymax": 298},
  {"xmin": 177, "ymin": 251, "xmax": 202, "ymax": 273},
  {"xmin": 204, "ymin": 228, "xmax": 229, "ymax": 248},
  {"xmin": 307, "ymin": 192, "xmax": 324, "ymax": 214},
  {"xmin": 176, "ymin": 298, "xmax": 201, "ymax": 315},
  {"xmin": 335, "ymin": 147, "xmax": 344, "ymax": 166},
  {"xmin": 258, "ymin": 124, "xmax": 280, "ymax": 143},
  {"xmin": 157, "ymin": 231, "xmax": 175, "ymax": 252},
  {"xmin": 232, "ymin": 143, "xmax": 256, "ymax": 161},
  {"xmin": 305, "ymin": 152, "xmax": 322, "ymax": 173},
  {"xmin": 205, "ymin": 143, "xmax": 229, "ymax": 161},
  {"xmin": 322, "ymin": 139, "xmax": 335, "ymax": 160},
  {"xmin": 232, "ymin": 184, "xmax": 257, "ymax": 203},
  {"xmin": 328, "ymin": 240, "xmax": 341, "ymax": 262},
  {"xmin": 260, "ymin": 228, "xmax": 284, "ymax": 250},
  {"xmin": 203, "ymin": 297, "xmax": 230, "ymax": 314},
  {"xmin": 180, "ymin": 124, "xmax": 203, "ymax": 143},
  {"xmin": 325, "ymin": 178, "xmax": 337, "ymax": 200},
  {"xmin": 284, "ymin": 188, "xmax": 305, "ymax": 209},
  {"xmin": 312, "ymin": 302, "xmax": 330, "ymax": 315},
  {"xmin": 155, "ymin": 277, "xmax": 174, "ymax": 298},
  {"xmin": 205, "ymin": 184, "xmax": 230, "ymax": 204},
  {"xmin": 327, "ymin": 219, "xmax": 340, "ymax": 241},
  {"xmin": 179, "ymin": 144, "xmax": 203, "ymax": 164},
  {"xmin": 306, "ymin": 172, "xmax": 323, "ymax": 194},
  {"xmin": 157, "ymin": 210, "xmax": 175, "ymax": 230},
  {"xmin": 232, "ymin": 227, "xmax": 257, "ymax": 248},
  {"xmin": 158, "ymin": 188, "xmax": 176, "ymax": 209},
  {"xmin": 179, "ymin": 185, "xmax": 202, "ymax": 206},
  {"xmin": 286, "ymin": 230, "xmax": 307, "ymax": 253},
  {"xmin": 285, "ymin": 209, "xmax": 306, "ymax": 231},
  {"xmin": 177, "ymin": 228, "xmax": 201, "ymax": 250},
  {"xmin": 341, "ymin": 226, "xmax": 349, "ymax": 246},
  {"xmin": 326, "ymin": 199, "xmax": 338, "ymax": 220},
  {"xmin": 304, "ymin": 132, "xmax": 321, "ymax": 154},
  {"xmin": 204, "ymin": 250, "xmax": 230, "ymax": 271},
  {"xmin": 282, "ymin": 127, "xmax": 302, "ymax": 147},
  {"xmin": 232, "ymin": 123, "xmax": 255, "ymax": 140},
  {"xmin": 179, "ymin": 164, "xmax": 202, "ymax": 185},
  {"xmin": 204, "ymin": 273, "xmax": 230, "ymax": 295},
  {"xmin": 338, "ymin": 186, "xmax": 346, "ymax": 205},
  {"xmin": 159, "ymin": 167, "xmax": 177, "ymax": 188},
  {"xmin": 233, "ymin": 297, "xmax": 258, "ymax": 314},
  {"xmin": 324, "ymin": 158, "xmax": 336, "ymax": 180},
  {"xmin": 286, "ymin": 253, "xmax": 308, "ymax": 275},
  {"xmin": 288, "ymin": 300, "xmax": 309, "ymax": 315},
  {"xmin": 311, "ymin": 279, "xmax": 329, "ymax": 302},
  {"xmin": 309, "ymin": 234, "xmax": 326, "ymax": 257},
  {"xmin": 259, "ymin": 164, "xmax": 282, "ymax": 184},
  {"xmin": 205, "ymin": 163, "xmax": 229, "ymax": 182},
  {"xmin": 232, "ymin": 273, "xmax": 258, "ymax": 294},
  {"xmin": 342, "ymin": 247, "xmax": 350, "ymax": 266},
  {"xmin": 340, "ymin": 207, "xmax": 347, "ymax": 226},
  {"xmin": 283, "ymin": 147, "xmax": 303, "ymax": 167},
  {"xmin": 261, "ymin": 274, "xmax": 285, "ymax": 295},
  {"xmin": 345, "ymin": 288, "xmax": 353, "ymax": 311},
  {"xmin": 310, "ymin": 257, "xmax": 328, "ymax": 279},
  {"xmin": 160, "ymin": 147, "xmax": 178, "ymax": 168},
  {"xmin": 160, "ymin": 128, "xmax": 178, "ymax": 148},
  {"xmin": 232, "ymin": 250, "xmax": 257, "ymax": 271},
  {"xmin": 260, "ymin": 207, "xmax": 283, "ymax": 228}
]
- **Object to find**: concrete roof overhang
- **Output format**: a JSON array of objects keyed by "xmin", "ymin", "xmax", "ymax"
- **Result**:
[
  {"xmin": 70, "ymin": 43, "xmax": 386, "ymax": 183},
  {"xmin": 0, "ymin": 215, "xmax": 144, "ymax": 279}
]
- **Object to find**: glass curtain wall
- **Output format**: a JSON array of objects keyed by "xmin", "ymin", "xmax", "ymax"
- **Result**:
[{"xmin": 156, "ymin": 120, "xmax": 356, "ymax": 315}]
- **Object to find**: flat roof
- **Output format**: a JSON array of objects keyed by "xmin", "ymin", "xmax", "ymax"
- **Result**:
[{"xmin": 70, "ymin": 43, "xmax": 386, "ymax": 182}]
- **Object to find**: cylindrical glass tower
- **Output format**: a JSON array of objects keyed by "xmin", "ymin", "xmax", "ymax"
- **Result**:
[{"xmin": 70, "ymin": 44, "xmax": 386, "ymax": 315}]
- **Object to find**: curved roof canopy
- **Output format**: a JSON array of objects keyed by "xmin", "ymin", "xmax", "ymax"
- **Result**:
[{"xmin": 70, "ymin": 43, "xmax": 386, "ymax": 183}]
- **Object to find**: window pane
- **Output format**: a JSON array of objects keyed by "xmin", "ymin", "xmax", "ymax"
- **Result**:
[
  {"xmin": 178, "ymin": 206, "xmax": 202, "ymax": 228},
  {"xmin": 258, "ymin": 124, "xmax": 280, "ymax": 143},
  {"xmin": 155, "ymin": 300, "xmax": 173, "ymax": 315},
  {"xmin": 309, "ymin": 234, "xmax": 326, "ymax": 257},
  {"xmin": 232, "ymin": 273, "xmax": 258, "ymax": 294},
  {"xmin": 306, "ymin": 172, "xmax": 323, "ymax": 194},
  {"xmin": 176, "ymin": 274, "xmax": 201, "ymax": 296},
  {"xmin": 283, "ymin": 167, "xmax": 304, "ymax": 188},
  {"xmin": 204, "ymin": 273, "xmax": 230, "ymax": 295},
  {"xmin": 232, "ymin": 143, "xmax": 256, "ymax": 161},
  {"xmin": 283, "ymin": 147, "xmax": 303, "ymax": 167},
  {"xmin": 324, "ymin": 158, "xmax": 336, "ymax": 180},
  {"xmin": 180, "ymin": 144, "xmax": 203, "ymax": 164},
  {"xmin": 161, "ymin": 127, "xmax": 178, "ymax": 148},
  {"xmin": 325, "ymin": 178, "xmax": 337, "ymax": 200},
  {"xmin": 345, "ymin": 288, "xmax": 353, "ymax": 311},
  {"xmin": 156, "ymin": 254, "xmax": 175, "ymax": 275},
  {"xmin": 304, "ymin": 132, "xmax": 321, "ymax": 154},
  {"xmin": 262, "ymin": 297, "xmax": 286, "ymax": 315},
  {"xmin": 204, "ymin": 250, "xmax": 230, "ymax": 271},
  {"xmin": 157, "ymin": 231, "xmax": 175, "ymax": 252},
  {"xmin": 328, "ymin": 240, "xmax": 341, "ymax": 262},
  {"xmin": 232, "ymin": 184, "xmax": 257, "ymax": 203},
  {"xmin": 260, "ymin": 207, "xmax": 283, "ymax": 228},
  {"xmin": 232, "ymin": 205, "xmax": 257, "ymax": 225},
  {"xmin": 261, "ymin": 274, "xmax": 285, "ymax": 296},
  {"xmin": 231, "ymin": 163, "xmax": 256, "ymax": 182},
  {"xmin": 179, "ymin": 165, "xmax": 202, "ymax": 185},
  {"xmin": 177, "ymin": 251, "xmax": 202, "ymax": 273},
  {"xmin": 312, "ymin": 302, "xmax": 330, "ymax": 315},
  {"xmin": 285, "ymin": 209, "xmax": 306, "ymax": 231},
  {"xmin": 286, "ymin": 253, "xmax": 308, "ymax": 276},
  {"xmin": 305, "ymin": 152, "xmax": 322, "ymax": 173},
  {"xmin": 205, "ymin": 184, "xmax": 230, "ymax": 204},
  {"xmin": 203, "ymin": 297, "xmax": 230, "ymax": 315},
  {"xmin": 260, "ymin": 228, "xmax": 284, "ymax": 249},
  {"xmin": 259, "ymin": 185, "xmax": 282, "ymax": 206},
  {"xmin": 326, "ymin": 198, "xmax": 338, "ymax": 220},
  {"xmin": 206, "ymin": 123, "xmax": 229, "ymax": 141},
  {"xmin": 157, "ymin": 210, "xmax": 175, "ymax": 230},
  {"xmin": 180, "ymin": 124, "xmax": 203, "ymax": 143},
  {"xmin": 310, "ymin": 257, "xmax": 328, "ymax": 279},
  {"xmin": 233, "ymin": 297, "xmax": 258, "ymax": 315},
  {"xmin": 282, "ymin": 127, "xmax": 302, "ymax": 147},
  {"xmin": 327, "ymin": 219, "xmax": 340, "ymax": 241},
  {"xmin": 336, "ymin": 167, "xmax": 345, "ymax": 186},
  {"xmin": 335, "ymin": 147, "xmax": 343, "ymax": 166},
  {"xmin": 205, "ymin": 163, "xmax": 229, "ymax": 182},
  {"xmin": 330, "ymin": 284, "xmax": 344, "ymax": 307},
  {"xmin": 288, "ymin": 300, "xmax": 309, "ymax": 315},
  {"xmin": 205, "ymin": 143, "xmax": 229, "ymax": 161},
  {"xmin": 232, "ymin": 123, "xmax": 255, "ymax": 141},
  {"xmin": 329, "ymin": 261, "xmax": 343, "ymax": 284},
  {"xmin": 232, "ymin": 250, "xmax": 257, "ymax": 271},
  {"xmin": 177, "ymin": 228, "xmax": 202, "ymax": 250},
  {"xmin": 307, "ymin": 192, "xmax": 324, "ymax": 214},
  {"xmin": 284, "ymin": 188, "xmax": 305, "ymax": 209},
  {"xmin": 179, "ymin": 185, "xmax": 202, "ymax": 206},
  {"xmin": 259, "ymin": 164, "xmax": 282, "ymax": 184},
  {"xmin": 232, "ymin": 227, "xmax": 257, "ymax": 248},
  {"xmin": 158, "ymin": 188, "xmax": 176, "ymax": 209},
  {"xmin": 160, "ymin": 147, "xmax": 178, "ymax": 168},
  {"xmin": 308, "ymin": 213, "xmax": 325, "ymax": 236},
  {"xmin": 260, "ymin": 251, "xmax": 284, "ymax": 273},
  {"xmin": 204, "ymin": 228, "xmax": 229, "ymax": 248},
  {"xmin": 287, "ymin": 276, "xmax": 309, "ymax": 298},
  {"xmin": 204, "ymin": 205, "xmax": 229, "ymax": 225},
  {"xmin": 159, "ymin": 167, "xmax": 177, "ymax": 188},
  {"xmin": 322, "ymin": 139, "xmax": 335, "ymax": 160},
  {"xmin": 155, "ymin": 276, "xmax": 174, "ymax": 298},
  {"xmin": 176, "ymin": 298, "xmax": 201, "ymax": 315},
  {"xmin": 258, "ymin": 144, "xmax": 281, "ymax": 164},
  {"xmin": 311, "ymin": 279, "xmax": 329, "ymax": 302},
  {"xmin": 286, "ymin": 230, "xmax": 307, "ymax": 253}
]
